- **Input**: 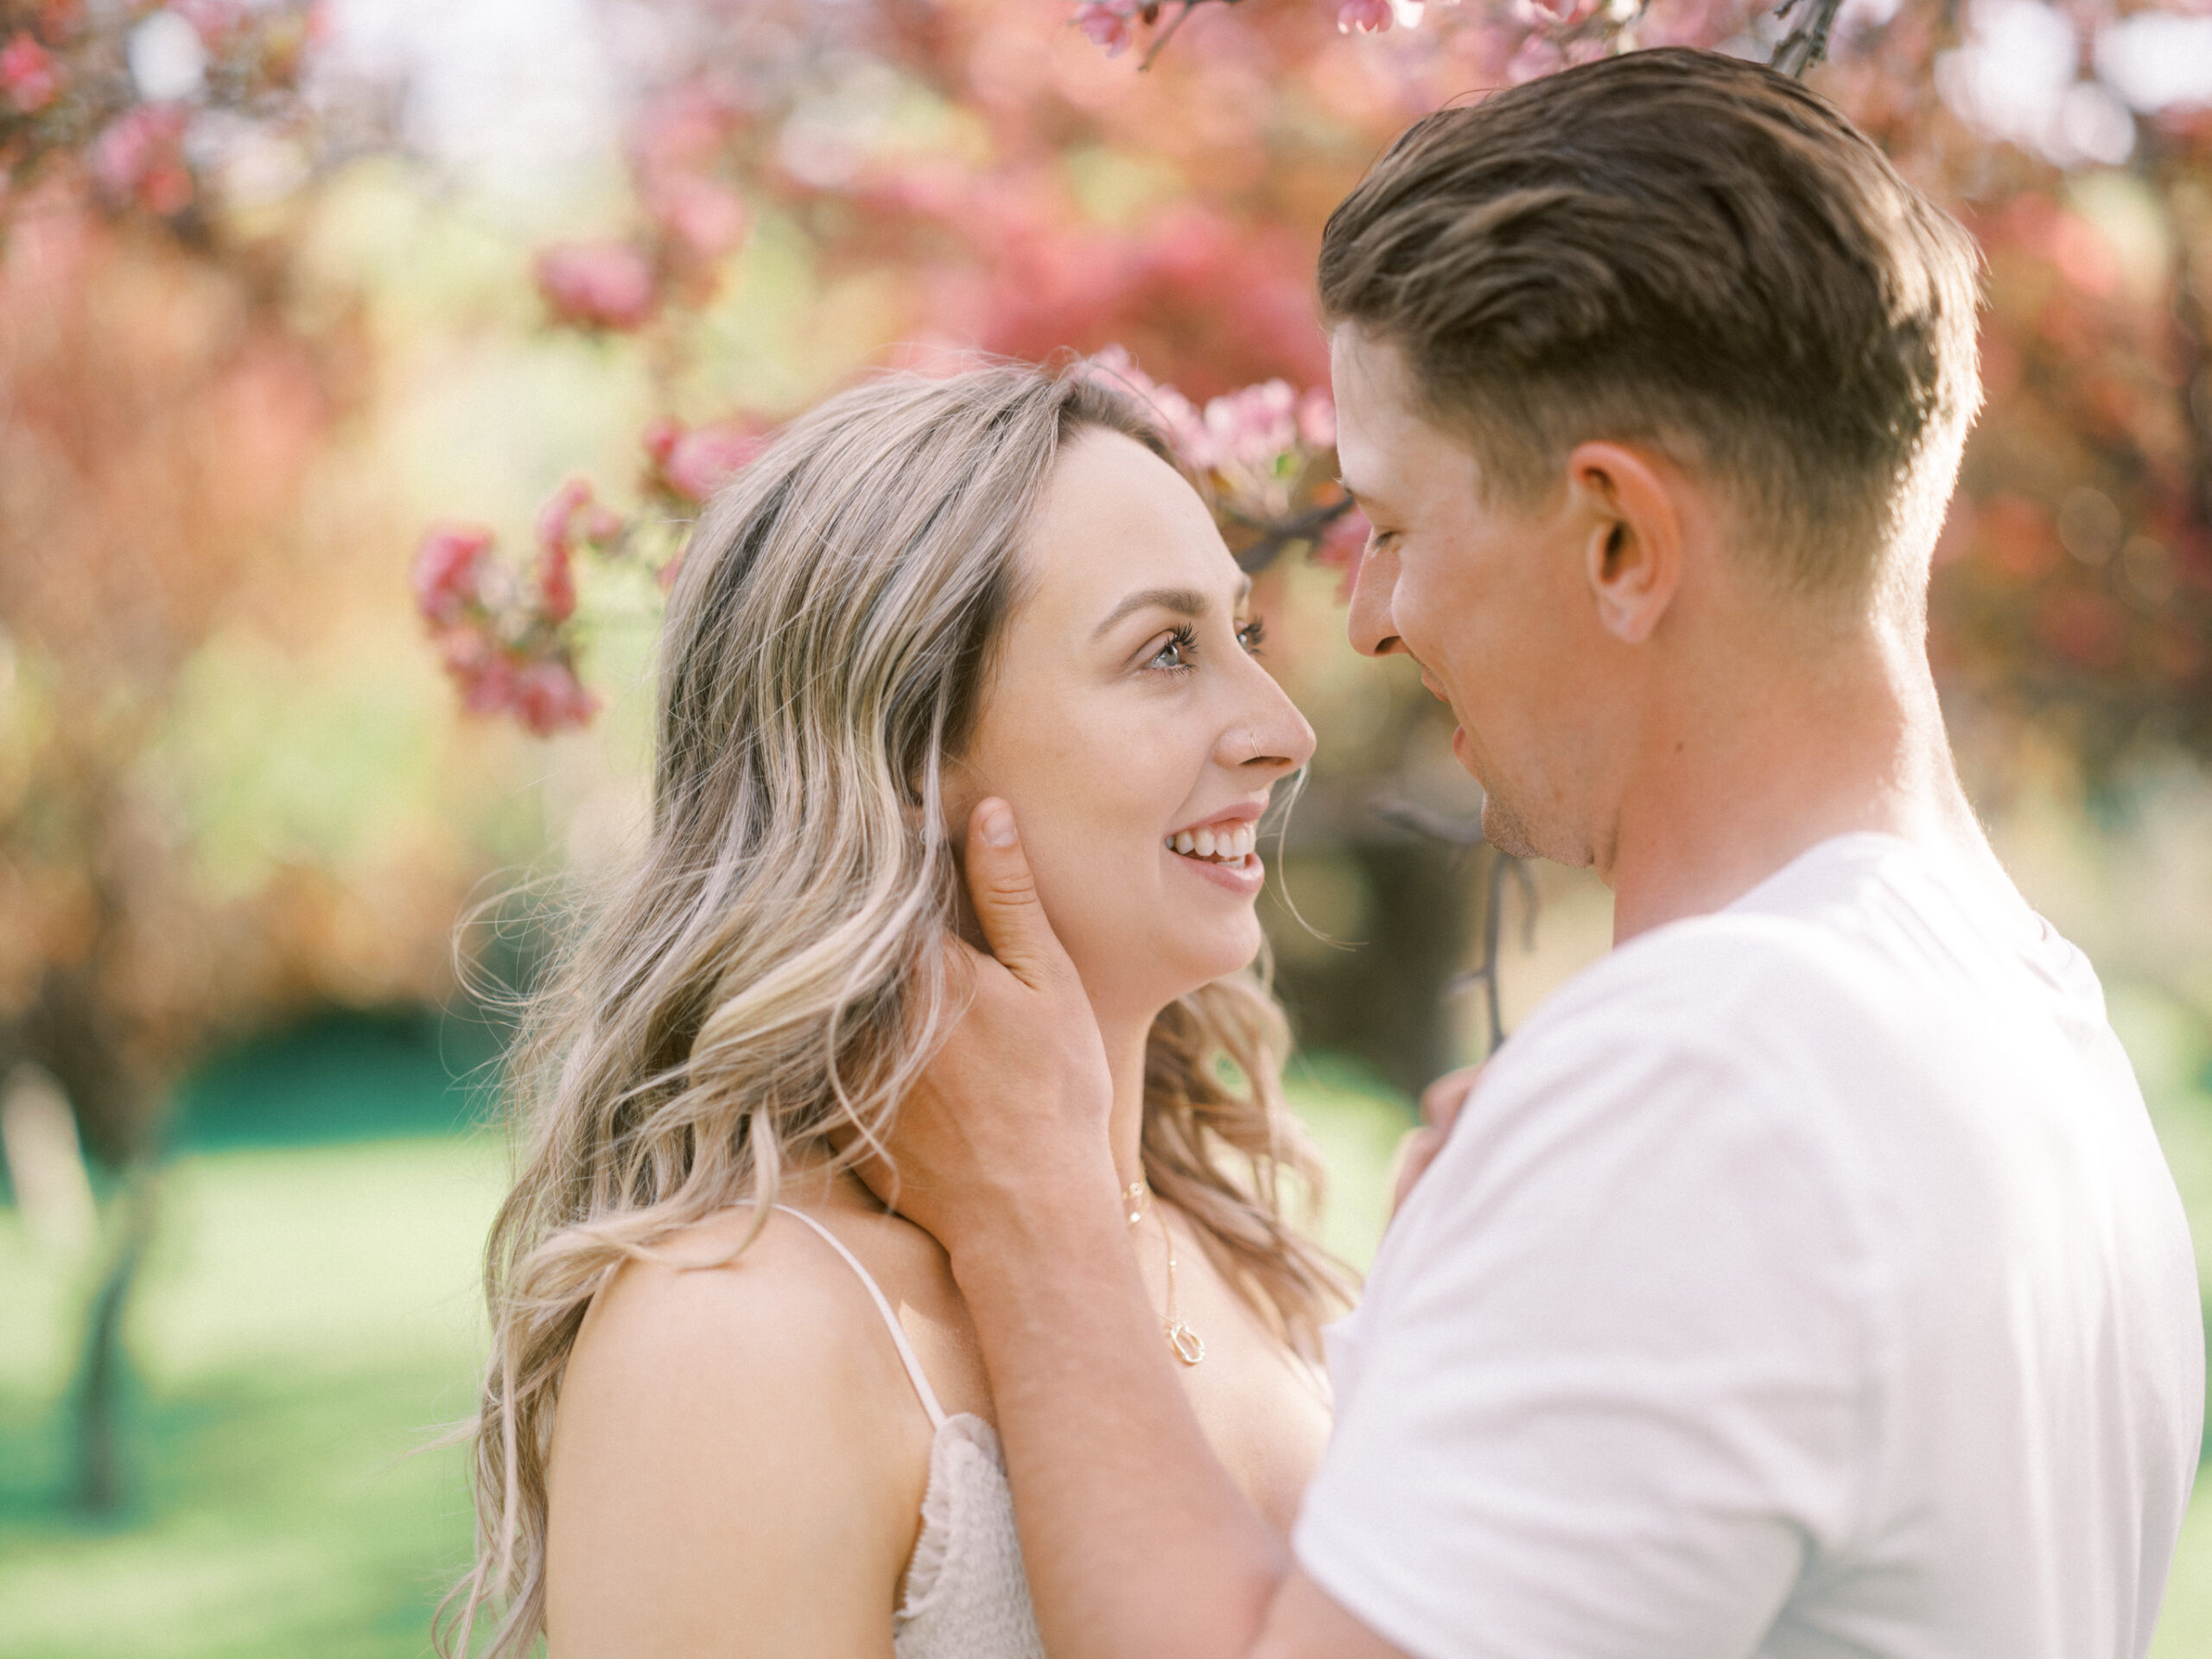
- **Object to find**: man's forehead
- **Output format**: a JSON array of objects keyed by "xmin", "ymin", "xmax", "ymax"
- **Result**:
[
  {"xmin": 1331, "ymin": 323, "xmax": 1419, "ymax": 399},
  {"xmin": 1330, "ymin": 329, "xmax": 1425, "ymax": 504}
]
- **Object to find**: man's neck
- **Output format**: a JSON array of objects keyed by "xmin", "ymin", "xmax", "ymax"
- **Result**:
[{"xmin": 1602, "ymin": 623, "xmax": 1999, "ymax": 944}]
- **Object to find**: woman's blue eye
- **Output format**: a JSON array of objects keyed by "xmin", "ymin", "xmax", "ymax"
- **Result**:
[{"xmin": 1147, "ymin": 626, "xmax": 1198, "ymax": 671}]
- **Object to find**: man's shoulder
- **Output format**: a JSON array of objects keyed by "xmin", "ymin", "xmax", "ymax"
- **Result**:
[
  {"xmin": 1503, "ymin": 834, "xmax": 2052, "ymax": 1079},
  {"xmin": 1508, "ymin": 900, "xmax": 1882, "ymax": 1065},
  {"xmin": 1443, "ymin": 882, "xmax": 1992, "ymax": 1213}
]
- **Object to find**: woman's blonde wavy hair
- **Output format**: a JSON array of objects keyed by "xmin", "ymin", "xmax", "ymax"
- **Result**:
[{"xmin": 442, "ymin": 362, "xmax": 1352, "ymax": 1657}]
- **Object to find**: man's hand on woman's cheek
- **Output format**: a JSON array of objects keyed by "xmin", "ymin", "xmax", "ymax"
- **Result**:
[{"xmin": 855, "ymin": 797, "xmax": 1119, "ymax": 1250}]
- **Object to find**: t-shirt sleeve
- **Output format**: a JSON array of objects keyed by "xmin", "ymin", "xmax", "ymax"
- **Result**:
[{"xmin": 1293, "ymin": 953, "xmax": 1885, "ymax": 1659}]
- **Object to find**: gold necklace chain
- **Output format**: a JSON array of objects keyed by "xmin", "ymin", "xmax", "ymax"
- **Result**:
[{"xmin": 1123, "ymin": 1179, "xmax": 1205, "ymax": 1366}]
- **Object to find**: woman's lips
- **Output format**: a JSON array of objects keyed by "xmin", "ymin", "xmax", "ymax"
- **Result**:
[
  {"xmin": 1161, "ymin": 809, "xmax": 1268, "ymax": 897},
  {"xmin": 1166, "ymin": 843, "xmax": 1266, "ymax": 896},
  {"xmin": 1164, "ymin": 821, "xmax": 1258, "ymax": 860},
  {"xmin": 1163, "ymin": 821, "xmax": 1264, "ymax": 897}
]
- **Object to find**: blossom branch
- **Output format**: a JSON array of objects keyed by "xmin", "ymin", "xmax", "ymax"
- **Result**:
[
  {"xmin": 1768, "ymin": 0, "xmax": 1848, "ymax": 77},
  {"xmin": 1231, "ymin": 495, "xmax": 1357, "ymax": 574}
]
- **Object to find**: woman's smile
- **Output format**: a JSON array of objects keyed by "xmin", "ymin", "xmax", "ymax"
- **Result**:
[{"xmin": 1162, "ymin": 807, "xmax": 1267, "ymax": 896}]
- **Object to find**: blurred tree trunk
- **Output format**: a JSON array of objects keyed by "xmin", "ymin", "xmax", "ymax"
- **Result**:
[
  {"xmin": 4, "ymin": 973, "xmax": 169, "ymax": 1516},
  {"xmin": 73, "ymin": 1170, "xmax": 156, "ymax": 1514},
  {"xmin": 1271, "ymin": 836, "xmax": 1475, "ymax": 1102}
]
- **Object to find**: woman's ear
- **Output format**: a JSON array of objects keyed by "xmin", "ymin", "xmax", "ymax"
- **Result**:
[{"xmin": 1567, "ymin": 440, "xmax": 1682, "ymax": 645}]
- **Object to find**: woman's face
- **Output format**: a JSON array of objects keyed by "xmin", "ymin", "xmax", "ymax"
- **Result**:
[{"xmin": 950, "ymin": 428, "xmax": 1315, "ymax": 1027}]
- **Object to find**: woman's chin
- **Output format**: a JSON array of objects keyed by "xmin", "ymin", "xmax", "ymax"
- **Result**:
[{"xmin": 1164, "ymin": 921, "xmax": 1268, "ymax": 995}]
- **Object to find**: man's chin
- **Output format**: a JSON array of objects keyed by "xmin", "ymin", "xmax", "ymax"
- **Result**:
[{"xmin": 1479, "ymin": 794, "xmax": 1541, "ymax": 862}]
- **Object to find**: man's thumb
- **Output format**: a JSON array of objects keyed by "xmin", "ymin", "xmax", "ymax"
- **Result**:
[{"xmin": 965, "ymin": 798, "xmax": 1065, "ymax": 989}]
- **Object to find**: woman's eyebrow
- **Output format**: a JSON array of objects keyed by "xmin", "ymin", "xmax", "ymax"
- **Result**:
[{"xmin": 1091, "ymin": 587, "xmax": 1207, "ymax": 639}]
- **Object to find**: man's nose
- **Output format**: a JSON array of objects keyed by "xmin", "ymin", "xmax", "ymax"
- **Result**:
[{"xmin": 1346, "ymin": 537, "xmax": 1405, "ymax": 658}]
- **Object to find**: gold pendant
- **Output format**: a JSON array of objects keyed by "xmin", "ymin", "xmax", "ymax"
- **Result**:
[{"xmin": 1166, "ymin": 1321, "xmax": 1206, "ymax": 1366}]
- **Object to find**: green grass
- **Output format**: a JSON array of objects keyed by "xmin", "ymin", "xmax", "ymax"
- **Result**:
[
  {"xmin": 0, "ymin": 1048, "xmax": 2207, "ymax": 1656},
  {"xmin": 0, "ymin": 1136, "xmax": 502, "ymax": 1659}
]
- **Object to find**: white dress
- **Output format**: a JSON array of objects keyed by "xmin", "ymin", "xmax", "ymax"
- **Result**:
[{"xmin": 769, "ymin": 1205, "xmax": 1046, "ymax": 1659}]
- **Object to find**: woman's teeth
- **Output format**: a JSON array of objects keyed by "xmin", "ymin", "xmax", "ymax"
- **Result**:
[{"xmin": 1166, "ymin": 823, "xmax": 1258, "ymax": 861}]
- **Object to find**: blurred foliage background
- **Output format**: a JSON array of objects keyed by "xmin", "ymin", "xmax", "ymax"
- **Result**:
[{"xmin": 2, "ymin": 0, "xmax": 2210, "ymax": 1653}]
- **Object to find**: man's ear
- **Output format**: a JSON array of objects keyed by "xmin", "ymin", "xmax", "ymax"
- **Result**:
[{"xmin": 1567, "ymin": 441, "xmax": 1682, "ymax": 645}]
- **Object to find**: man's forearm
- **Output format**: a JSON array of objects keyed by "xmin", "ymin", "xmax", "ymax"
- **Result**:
[{"xmin": 947, "ymin": 1182, "xmax": 1289, "ymax": 1659}]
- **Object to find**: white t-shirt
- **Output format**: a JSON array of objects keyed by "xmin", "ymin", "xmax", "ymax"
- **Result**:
[{"xmin": 1294, "ymin": 833, "xmax": 2203, "ymax": 1659}]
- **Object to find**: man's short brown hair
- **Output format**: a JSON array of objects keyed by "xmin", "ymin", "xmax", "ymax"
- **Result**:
[{"xmin": 1319, "ymin": 48, "xmax": 1983, "ymax": 607}]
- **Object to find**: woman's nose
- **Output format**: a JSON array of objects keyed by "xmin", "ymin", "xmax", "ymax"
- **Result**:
[{"xmin": 1221, "ymin": 656, "xmax": 1316, "ymax": 776}]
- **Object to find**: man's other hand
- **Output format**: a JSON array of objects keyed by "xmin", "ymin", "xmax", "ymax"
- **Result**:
[{"xmin": 1389, "ymin": 1063, "xmax": 1483, "ymax": 1218}]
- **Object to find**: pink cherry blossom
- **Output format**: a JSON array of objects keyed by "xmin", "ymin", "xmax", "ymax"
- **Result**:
[
  {"xmin": 432, "ymin": 626, "xmax": 511, "ymax": 712},
  {"xmin": 1313, "ymin": 500, "xmax": 1370, "ymax": 601},
  {"xmin": 1082, "ymin": 346, "xmax": 1211, "ymax": 473},
  {"xmin": 2, "ymin": 33, "xmax": 60, "ymax": 113},
  {"xmin": 534, "ymin": 477, "xmax": 626, "ymax": 624},
  {"xmin": 534, "ymin": 241, "xmax": 658, "ymax": 333},
  {"xmin": 1516, "ymin": 0, "xmax": 1599, "ymax": 26},
  {"xmin": 534, "ymin": 479, "xmax": 590, "ymax": 555},
  {"xmin": 429, "ymin": 623, "xmax": 598, "ymax": 734},
  {"xmin": 644, "ymin": 417, "xmax": 767, "ymax": 504},
  {"xmin": 537, "ymin": 544, "xmax": 578, "ymax": 628},
  {"xmin": 510, "ymin": 659, "xmax": 600, "ymax": 734},
  {"xmin": 1074, "ymin": 3, "xmax": 1140, "ymax": 55},
  {"xmin": 90, "ymin": 105, "xmax": 194, "ymax": 215},
  {"xmin": 1337, "ymin": 0, "xmax": 1395, "ymax": 35},
  {"xmin": 1296, "ymin": 387, "xmax": 1337, "ymax": 450},
  {"xmin": 1505, "ymin": 31, "xmax": 1566, "ymax": 84},
  {"xmin": 1198, "ymin": 379, "xmax": 1299, "ymax": 473},
  {"xmin": 646, "ymin": 176, "xmax": 749, "ymax": 264},
  {"xmin": 535, "ymin": 477, "xmax": 622, "ymax": 556},
  {"xmin": 172, "ymin": 0, "xmax": 250, "ymax": 45},
  {"xmin": 410, "ymin": 524, "xmax": 494, "ymax": 626}
]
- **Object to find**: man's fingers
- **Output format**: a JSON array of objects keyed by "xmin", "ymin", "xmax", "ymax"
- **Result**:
[
  {"xmin": 1419, "ymin": 1061, "xmax": 1485, "ymax": 1133},
  {"xmin": 1389, "ymin": 1126, "xmax": 1443, "ymax": 1218},
  {"xmin": 1389, "ymin": 1063, "xmax": 1487, "ymax": 1220},
  {"xmin": 963, "ymin": 798, "xmax": 1075, "ymax": 993}
]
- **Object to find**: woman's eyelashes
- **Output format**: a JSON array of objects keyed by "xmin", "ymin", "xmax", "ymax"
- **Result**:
[
  {"xmin": 1141, "ymin": 617, "xmax": 1265, "ymax": 676},
  {"xmin": 1145, "ymin": 623, "xmax": 1199, "ymax": 673}
]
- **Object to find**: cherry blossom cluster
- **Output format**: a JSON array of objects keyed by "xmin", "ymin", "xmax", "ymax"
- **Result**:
[
  {"xmin": 1075, "ymin": 0, "xmax": 1396, "ymax": 60},
  {"xmin": 416, "ymin": 346, "xmax": 1368, "ymax": 735},
  {"xmin": 533, "ymin": 86, "xmax": 751, "ymax": 332},
  {"xmin": 410, "ymin": 520, "xmax": 601, "ymax": 737},
  {"xmin": 410, "ymin": 416, "xmax": 769, "ymax": 734},
  {"xmin": 1070, "ymin": 0, "xmax": 1662, "ymax": 79},
  {"xmin": 1084, "ymin": 346, "xmax": 1364, "ymax": 585},
  {"xmin": 0, "ymin": 0, "xmax": 323, "ymax": 227}
]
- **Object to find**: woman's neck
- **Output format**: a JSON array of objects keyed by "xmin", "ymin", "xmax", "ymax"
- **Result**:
[{"xmin": 1096, "ymin": 1010, "xmax": 1156, "ymax": 1195}]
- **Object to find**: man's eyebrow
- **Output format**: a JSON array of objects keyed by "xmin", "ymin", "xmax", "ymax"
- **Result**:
[
  {"xmin": 1336, "ymin": 475, "xmax": 1381, "ymax": 511},
  {"xmin": 1091, "ymin": 582, "xmax": 1247, "ymax": 640}
]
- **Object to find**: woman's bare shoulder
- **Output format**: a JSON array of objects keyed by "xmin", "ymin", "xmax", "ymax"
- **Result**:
[
  {"xmin": 543, "ymin": 1205, "xmax": 933, "ymax": 1656},
  {"xmin": 558, "ymin": 1203, "xmax": 932, "ymax": 1450}
]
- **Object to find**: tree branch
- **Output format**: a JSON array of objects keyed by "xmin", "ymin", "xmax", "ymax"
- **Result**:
[
  {"xmin": 1231, "ymin": 495, "xmax": 1356, "ymax": 574},
  {"xmin": 1769, "ymin": 0, "xmax": 1848, "ymax": 77}
]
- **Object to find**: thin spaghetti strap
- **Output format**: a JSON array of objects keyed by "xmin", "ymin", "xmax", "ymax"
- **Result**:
[{"xmin": 753, "ymin": 1203, "xmax": 949, "ymax": 1429}]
